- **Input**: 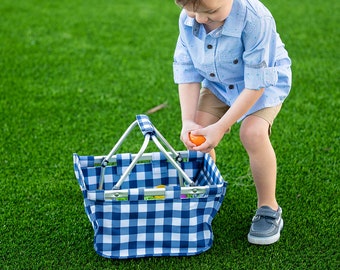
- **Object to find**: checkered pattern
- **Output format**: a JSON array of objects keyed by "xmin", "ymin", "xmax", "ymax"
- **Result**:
[
  {"xmin": 73, "ymin": 151, "xmax": 227, "ymax": 259},
  {"xmin": 136, "ymin": 114, "xmax": 155, "ymax": 136},
  {"xmin": 77, "ymin": 152, "xmax": 211, "ymax": 191}
]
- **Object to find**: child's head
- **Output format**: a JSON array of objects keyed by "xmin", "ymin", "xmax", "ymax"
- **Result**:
[{"xmin": 175, "ymin": 0, "xmax": 233, "ymax": 29}]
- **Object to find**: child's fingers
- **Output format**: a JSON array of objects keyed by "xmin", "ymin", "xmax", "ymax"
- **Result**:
[
  {"xmin": 192, "ymin": 140, "xmax": 214, "ymax": 153},
  {"xmin": 181, "ymin": 132, "xmax": 197, "ymax": 149}
]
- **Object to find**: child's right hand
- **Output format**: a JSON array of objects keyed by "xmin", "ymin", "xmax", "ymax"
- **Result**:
[{"xmin": 180, "ymin": 120, "xmax": 202, "ymax": 150}]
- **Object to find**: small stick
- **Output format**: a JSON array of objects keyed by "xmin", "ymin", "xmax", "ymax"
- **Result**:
[{"xmin": 146, "ymin": 102, "xmax": 168, "ymax": 115}]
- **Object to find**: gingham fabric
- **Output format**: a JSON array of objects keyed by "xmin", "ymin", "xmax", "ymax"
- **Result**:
[
  {"xmin": 73, "ymin": 151, "xmax": 227, "ymax": 259},
  {"xmin": 136, "ymin": 114, "xmax": 155, "ymax": 136}
]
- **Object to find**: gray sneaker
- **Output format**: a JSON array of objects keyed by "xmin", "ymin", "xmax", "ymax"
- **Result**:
[{"xmin": 247, "ymin": 206, "xmax": 283, "ymax": 245}]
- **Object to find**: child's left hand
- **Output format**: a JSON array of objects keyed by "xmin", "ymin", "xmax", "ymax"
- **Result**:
[{"xmin": 190, "ymin": 123, "xmax": 227, "ymax": 153}]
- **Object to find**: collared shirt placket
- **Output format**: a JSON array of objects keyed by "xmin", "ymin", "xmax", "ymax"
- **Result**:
[
  {"xmin": 204, "ymin": 31, "xmax": 239, "ymax": 104},
  {"xmin": 204, "ymin": 35, "xmax": 218, "ymax": 82}
]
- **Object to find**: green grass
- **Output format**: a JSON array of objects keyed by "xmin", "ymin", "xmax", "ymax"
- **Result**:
[{"xmin": 0, "ymin": 0, "xmax": 339, "ymax": 269}]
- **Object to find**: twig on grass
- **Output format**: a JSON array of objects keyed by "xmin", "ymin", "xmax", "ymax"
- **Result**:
[{"xmin": 146, "ymin": 102, "xmax": 168, "ymax": 114}]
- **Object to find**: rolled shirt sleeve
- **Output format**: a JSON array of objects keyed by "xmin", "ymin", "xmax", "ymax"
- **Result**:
[
  {"xmin": 244, "ymin": 63, "xmax": 278, "ymax": 90},
  {"xmin": 173, "ymin": 36, "xmax": 204, "ymax": 84},
  {"xmin": 242, "ymin": 16, "xmax": 279, "ymax": 90},
  {"xmin": 173, "ymin": 11, "xmax": 204, "ymax": 84}
]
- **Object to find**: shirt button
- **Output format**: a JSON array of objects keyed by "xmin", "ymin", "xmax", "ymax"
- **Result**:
[
  {"xmin": 207, "ymin": 44, "xmax": 213, "ymax": 49},
  {"xmin": 228, "ymin": 85, "xmax": 234, "ymax": 89},
  {"xmin": 233, "ymin": 59, "xmax": 239, "ymax": 64},
  {"xmin": 210, "ymin": 73, "xmax": 215, "ymax": 77}
]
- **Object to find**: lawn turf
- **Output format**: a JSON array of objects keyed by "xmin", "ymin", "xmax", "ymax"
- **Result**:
[{"xmin": 0, "ymin": 0, "xmax": 339, "ymax": 269}]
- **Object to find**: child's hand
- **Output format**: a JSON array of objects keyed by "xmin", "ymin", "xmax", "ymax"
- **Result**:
[
  {"xmin": 190, "ymin": 122, "xmax": 226, "ymax": 153},
  {"xmin": 180, "ymin": 120, "xmax": 203, "ymax": 150}
]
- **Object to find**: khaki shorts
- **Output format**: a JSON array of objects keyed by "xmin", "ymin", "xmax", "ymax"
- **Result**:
[{"xmin": 198, "ymin": 88, "xmax": 282, "ymax": 131}]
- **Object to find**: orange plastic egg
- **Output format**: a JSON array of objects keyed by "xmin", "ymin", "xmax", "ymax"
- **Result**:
[{"xmin": 189, "ymin": 133, "xmax": 206, "ymax": 146}]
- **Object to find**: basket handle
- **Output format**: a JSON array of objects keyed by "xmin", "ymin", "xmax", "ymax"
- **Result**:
[
  {"xmin": 136, "ymin": 115, "xmax": 156, "ymax": 137},
  {"xmin": 99, "ymin": 114, "xmax": 194, "ymax": 190},
  {"xmin": 135, "ymin": 114, "xmax": 189, "ymax": 188}
]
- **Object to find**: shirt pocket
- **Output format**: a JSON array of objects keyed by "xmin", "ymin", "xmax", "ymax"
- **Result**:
[{"xmin": 217, "ymin": 49, "xmax": 244, "ymax": 82}]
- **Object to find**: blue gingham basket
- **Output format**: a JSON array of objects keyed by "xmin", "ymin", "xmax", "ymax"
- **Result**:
[{"xmin": 73, "ymin": 115, "xmax": 227, "ymax": 259}]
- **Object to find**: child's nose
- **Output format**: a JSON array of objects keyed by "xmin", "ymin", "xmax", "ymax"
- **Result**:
[{"xmin": 195, "ymin": 13, "xmax": 209, "ymax": 23}]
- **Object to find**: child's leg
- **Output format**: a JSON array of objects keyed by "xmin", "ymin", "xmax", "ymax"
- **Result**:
[
  {"xmin": 196, "ymin": 88, "xmax": 229, "ymax": 162},
  {"xmin": 239, "ymin": 112, "xmax": 280, "ymax": 211},
  {"xmin": 241, "ymin": 106, "xmax": 284, "ymax": 245}
]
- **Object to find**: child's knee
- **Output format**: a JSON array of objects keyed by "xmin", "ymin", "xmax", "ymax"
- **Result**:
[{"xmin": 240, "ymin": 117, "xmax": 270, "ymax": 149}]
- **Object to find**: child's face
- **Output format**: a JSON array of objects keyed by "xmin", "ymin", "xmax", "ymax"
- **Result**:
[{"xmin": 183, "ymin": 0, "xmax": 233, "ymax": 31}]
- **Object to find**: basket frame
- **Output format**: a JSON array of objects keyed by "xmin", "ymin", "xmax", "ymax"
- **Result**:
[{"xmin": 73, "ymin": 115, "xmax": 227, "ymax": 259}]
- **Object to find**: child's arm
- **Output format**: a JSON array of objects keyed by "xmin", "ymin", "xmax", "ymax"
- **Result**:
[
  {"xmin": 218, "ymin": 87, "xmax": 264, "ymax": 132},
  {"xmin": 178, "ymin": 83, "xmax": 202, "ymax": 149},
  {"xmin": 191, "ymin": 87, "xmax": 264, "ymax": 152}
]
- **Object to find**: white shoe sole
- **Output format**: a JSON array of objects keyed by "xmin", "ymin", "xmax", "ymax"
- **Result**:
[{"xmin": 247, "ymin": 219, "xmax": 284, "ymax": 245}]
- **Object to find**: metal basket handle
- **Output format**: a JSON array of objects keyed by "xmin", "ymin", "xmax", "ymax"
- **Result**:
[{"xmin": 98, "ymin": 114, "xmax": 194, "ymax": 190}]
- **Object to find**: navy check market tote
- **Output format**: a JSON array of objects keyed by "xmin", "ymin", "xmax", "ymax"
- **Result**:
[{"xmin": 73, "ymin": 115, "xmax": 227, "ymax": 259}]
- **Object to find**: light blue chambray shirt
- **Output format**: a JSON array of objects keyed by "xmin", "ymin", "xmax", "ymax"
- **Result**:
[{"xmin": 173, "ymin": 0, "xmax": 292, "ymax": 120}]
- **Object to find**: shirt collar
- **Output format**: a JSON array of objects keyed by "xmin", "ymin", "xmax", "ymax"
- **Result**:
[
  {"xmin": 184, "ymin": 16, "xmax": 204, "ymax": 39},
  {"xmin": 183, "ymin": 0, "xmax": 246, "ymax": 39},
  {"xmin": 222, "ymin": 0, "xmax": 246, "ymax": 37}
]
